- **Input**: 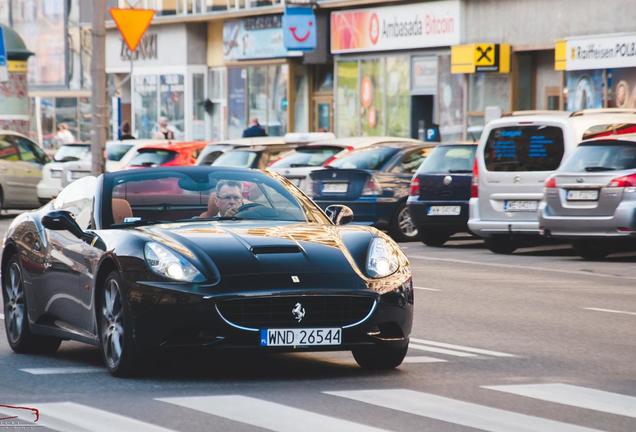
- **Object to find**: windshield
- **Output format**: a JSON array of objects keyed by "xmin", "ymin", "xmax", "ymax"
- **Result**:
[
  {"xmin": 417, "ymin": 145, "xmax": 476, "ymax": 174},
  {"xmin": 129, "ymin": 149, "xmax": 177, "ymax": 167},
  {"xmin": 270, "ymin": 146, "xmax": 342, "ymax": 168},
  {"xmin": 103, "ymin": 168, "xmax": 329, "ymax": 228},
  {"xmin": 54, "ymin": 145, "xmax": 90, "ymax": 162},
  {"xmin": 107, "ymin": 143, "xmax": 134, "ymax": 161},
  {"xmin": 329, "ymin": 147, "xmax": 398, "ymax": 170},
  {"xmin": 212, "ymin": 150, "xmax": 259, "ymax": 168},
  {"xmin": 560, "ymin": 141, "xmax": 636, "ymax": 172}
]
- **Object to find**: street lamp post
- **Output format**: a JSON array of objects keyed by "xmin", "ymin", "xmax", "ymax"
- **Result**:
[{"xmin": 91, "ymin": 0, "xmax": 107, "ymax": 176}]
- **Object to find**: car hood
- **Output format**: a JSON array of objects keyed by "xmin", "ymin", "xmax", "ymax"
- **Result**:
[{"xmin": 135, "ymin": 221, "xmax": 378, "ymax": 288}]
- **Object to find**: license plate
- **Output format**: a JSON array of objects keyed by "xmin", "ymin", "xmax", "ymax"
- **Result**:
[
  {"xmin": 323, "ymin": 183, "xmax": 348, "ymax": 193},
  {"xmin": 427, "ymin": 206, "xmax": 461, "ymax": 216},
  {"xmin": 567, "ymin": 189, "xmax": 599, "ymax": 201},
  {"xmin": 504, "ymin": 200, "xmax": 538, "ymax": 212},
  {"xmin": 259, "ymin": 328, "xmax": 342, "ymax": 347}
]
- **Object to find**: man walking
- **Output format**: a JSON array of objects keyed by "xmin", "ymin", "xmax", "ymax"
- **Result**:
[{"xmin": 242, "ymin": 118, "xmax": 268, "ymax": 138}]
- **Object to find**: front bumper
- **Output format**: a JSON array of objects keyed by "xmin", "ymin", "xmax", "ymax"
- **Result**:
[
  {"xmin": 468, "ymin": 198, "xmax": 541, "ymax": 238},
  {"xmin": 407, "ymin": 199, "xmax": 469, "ymax": 232},
  {"xmin": 125, "ymin": 280, "xmax": 414, "ymax": 352},
  {"xmin": 540, "ymin": 202, "xmax": 636, "ymax": 238},
  {"xmin": 314, "ymin": 197, "xmax": 400, "ymax": 229}
]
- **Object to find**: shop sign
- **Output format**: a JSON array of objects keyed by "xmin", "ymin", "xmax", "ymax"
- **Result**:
[
  {"xmin": 555, "ymin": 33, "xmax": 636, "ymax": 71},
  {"xmin": 450, "ymin": 43, "xmax": 510, "ymax": 74},
  {"xmin": 330, "ymin": 0, "xmax": 460, "ymax": 54},
  {"xmin": 224, "ymin": 15, "xmax": 302, "ymax": 60},
  {"xmin": 120, "ymin": 33, "xmax": 158, "ymax": 61},
  {"xmin": 282, "ymin": 7, "xmax": 316, "ymax": 51}
]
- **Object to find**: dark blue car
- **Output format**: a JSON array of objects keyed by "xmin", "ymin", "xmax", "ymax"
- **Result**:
[
  {"xmin": 309, "ymin": 141, "xmax": 436, "ymax": 242},
  {"xmin": 407, "ymin": 143, "xmax": 477, "ymax": 246}
]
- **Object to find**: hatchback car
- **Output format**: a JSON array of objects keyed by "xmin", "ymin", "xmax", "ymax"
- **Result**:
[
  {"xmin": 408, "ymin": 143, "xmax": 477, "ymax": 246},
  {"xmin": 0, "ymin": 131, "xmax": 50, "ymax": 210},
  {"xmin": 310, "ymin": 140, "xmax": 433, "ymax": 242},
  {"xmin": 540, "ymin": 134, "xmax": 636, "ymax": 259},
  {"xmin": 125, "ymin": 141, "xmax": 207, "ymax": 169},
  {"xmin": 469, "ymin": 109, "xmax": 636, "ymax": 254}
]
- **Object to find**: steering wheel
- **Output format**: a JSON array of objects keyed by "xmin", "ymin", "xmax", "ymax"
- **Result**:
[
  {"xmin": 235, "ymin": 202, "xmax": 278, "ymax": 219},
  {"xmin": 235, "ymin": 202, "xmax": 266, "ymax": 214}
]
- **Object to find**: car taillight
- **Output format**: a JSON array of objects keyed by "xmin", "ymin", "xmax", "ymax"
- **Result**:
[
  {"xmin": 409, "ymin": 177, "xmax": 420, "ymax": 196},
  {"xmin": 471, "ymin": 159, "xmax": 479, "ymax": 198},
  {"xmin": 608, "ymin": 173, "xmax": 636, "ymax": 188},
  {"xmin": 544, "ymin": 176, "xmax": 557, "ymax": 188},
  {"xmin": 362, "ymin": 176, "xmax": 382, "ymax": 196}
]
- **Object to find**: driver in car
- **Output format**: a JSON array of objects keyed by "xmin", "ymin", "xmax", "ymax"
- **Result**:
[{"xmin": 200, "ymin": 180, "xmax": 244, "ymax": 218}]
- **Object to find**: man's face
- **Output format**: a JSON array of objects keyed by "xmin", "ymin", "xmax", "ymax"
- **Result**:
[{"xmin": 215, "ymin": 185, "xmax": 243, "ymax": 217}]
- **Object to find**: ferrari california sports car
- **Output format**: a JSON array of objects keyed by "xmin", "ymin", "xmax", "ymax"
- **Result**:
[{"xmin": 2, "ymin": 167, "xmax": 413, "ymax": 377}]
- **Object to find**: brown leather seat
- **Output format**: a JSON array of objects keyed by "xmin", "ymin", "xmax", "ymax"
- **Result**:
[{"xmin": 112, "ymin": 198, "xmax": 133, "ymax": 224}]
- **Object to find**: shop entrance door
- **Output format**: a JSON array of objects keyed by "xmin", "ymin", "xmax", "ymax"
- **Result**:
[
  {"xmin": 313, "ymin": 96, "xmax": 333, "ymax": 133},
  {"xmin": 410, "ymin": 95, "xmax": 434, "ymax": 140}
]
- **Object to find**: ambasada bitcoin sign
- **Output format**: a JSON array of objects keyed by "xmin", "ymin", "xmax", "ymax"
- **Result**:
[{"xmin": 331, "ymin": 0, "xmax": 460, "ymax": 54}]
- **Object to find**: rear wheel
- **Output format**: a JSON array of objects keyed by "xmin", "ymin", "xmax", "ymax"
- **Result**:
[
  {"xmin": 353, "ymin": 343, "xmax": 408, "ymax": 370},
  {"xmin": 389, "ymin": 204, "xmax": 419, "ymax": 242},
  {"xmin": 3, "ymin": 256, "xmax": 61, "ymax": 354},
  {"xmin": 421, "ymin": 231, "xmax": 451, "ymax": 247},
  {"xmin": 484, "ymin": 237, "xmax": 518, "ymax": 254},
  {"xmin": 572, "ymin": 240, "xmax": 609, "ymax": 260}
]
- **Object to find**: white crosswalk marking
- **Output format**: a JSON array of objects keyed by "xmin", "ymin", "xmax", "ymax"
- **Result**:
[
  {"xmin": 402, "ymin": 355, "xmax": 447, "ymax": 363},
  {"xmin": 485, "ymin": 383, "xmax": 636, "ymax": 419},
  {"xmin": 20, "ymin": 367, "xmax": 104, "ymax": 375},
  {"xmin": 325, "ymin": 389, "xmax": 604, "ymax": 432},
  {"xmin": 157, "ymin": 395, "xmax": 388, "ymax": 432},
  {"xmin": 409, "ymin": 343, "xmax": 478, "ymax": 357},
  {"xmin": 410, "ymin": 338, "xmax": 517, "ymax": 358},
  {"xmin": 13, "ymin": 402, "xmax": 177, "ymax": 432}
]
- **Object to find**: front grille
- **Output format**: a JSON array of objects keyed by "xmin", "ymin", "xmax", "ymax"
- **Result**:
[{"xmin": 216, "ymin": 295, "xmax": 376, "ymax": 329}]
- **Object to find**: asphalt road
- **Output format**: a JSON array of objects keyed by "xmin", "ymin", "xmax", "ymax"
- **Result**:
[{"xmin": 0, "ymin": 211, "xmax": 634, "ymax": 432}]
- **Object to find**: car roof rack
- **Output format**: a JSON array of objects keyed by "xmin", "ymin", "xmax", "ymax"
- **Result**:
[{"xmin": 570, "ymin": 108, "xmax": 636, "ymax": 117}]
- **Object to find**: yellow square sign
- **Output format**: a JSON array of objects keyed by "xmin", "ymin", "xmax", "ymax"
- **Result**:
[{"xmin": 475, "ymin": 44, "xmax": 496, "ymax": 67}]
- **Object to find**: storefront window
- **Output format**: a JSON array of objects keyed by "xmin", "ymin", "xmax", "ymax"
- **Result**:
[
  {"xmin": 468, "ymin": 74, "xmax": 510, "ymax": 132},
  {"xmin": 55, "ymin": 98, "xmax": 79, "ymax": 140},
  {"xmin": 294, "ymin": 66, "xmax": 309, "ymax": 133},
  {"xmin": 386, "ymin": 56, "xmax": 410, "ymax": 137},
  {"xmin": 134, "ymin": 75, "xmax": 158, "ymax": 139},
  {"xmin": 565, "ymin": 70, "xmax": 604, "ymax": 111},
  {"xmin": 208, "ymin": 68, "xmax": 226, "ymax": 140},
  {"xmin": 248, "ymin": 66, "xmax": 269, "ymax": 130},
  {"xmin": 269, "ymin": 64, "xmax": 288, "ymax": 136},
  {"xmin": 192, "ymin": 73, "xmax": 205, "ymax": 140},
  {"xmin": 608, "ymin": 68, "xmax": 636, "ymax": 108},
  {"xmin": 438, "ymin": 55, "xmax": 465, "ymax": 141},
  {"xmin": 160, "ymin": 74, "xmax": 185, "ymax": 139},
  {"xmin": 78, "ymin": 97, "xmax": 92, "ymax": 142},
  {"xmin": 360, "ymin": 59, "xmax": 384, "ymax": 136},
  {"xmin": 336, "ymin": 61, "xmax": 359, "ymax": 137},
  {"xmin": 228, "ymin": 68, "xmax": 247, "ymax": 139}
]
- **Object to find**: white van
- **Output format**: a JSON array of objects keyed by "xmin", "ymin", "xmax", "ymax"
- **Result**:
[{"xmin": 468, "ymin": 109, "xmax": 636, "ymax": 254}]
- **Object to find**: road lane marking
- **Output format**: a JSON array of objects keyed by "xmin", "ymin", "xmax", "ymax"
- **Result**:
[
  {"xmin": 413, "ymin": 286, "xmax": 441, "ymax": 291},
  {"xmin": 325, "ymin": 389, "xmax": 603, "ymax": 432},
  {"xmin": 409, "ymin": 254, "xmax": 636, "ymax": 281},
  {"xmin": 157, "ymin": 395, "xmax": 389, "ymax": 432},
  {"xmin": 484, "ymin": 383, "xmax": 636, "ymax": 419},
  {"xmin": 410, "ymin": 338, "xmax": 517, "ymax": 358},
  {"xmin": 20, "ymin": 367, "xmax": 104, "ymax": 375},
  {"xmin": 13, "ymin": 402, "xmax": 177, "ymax": 432},
  {"xmin": 409, "ymin": 343, "xmax": 478, "ymax": 357},
  {"xmin": 403, "ymin": 355, "xmax": 447, "ymax": 363},
  {"xmin": 584, "ymin": 307, "xmax": 636, "ymax": 317}
]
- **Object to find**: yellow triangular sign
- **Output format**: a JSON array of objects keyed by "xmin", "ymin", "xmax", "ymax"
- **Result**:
[{"xmin": 110, "ymin": 8, "xmax": 155, "ymax": 52}]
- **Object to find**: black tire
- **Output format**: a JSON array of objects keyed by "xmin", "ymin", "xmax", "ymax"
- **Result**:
[
  {"xmin": 572, "ymin": 240, "xmax": 609, "ymax": 260},
  {"xmin": 389, "ymin": 203, "xmax": 419, "ymax": 242},
  {"xmin": 484, "ymin": 237, "xmax": 518, "ymax": 254},
  {"xmin": 3, "ymin": 256, "xmax": 61, "ymax": 354},
  {"xmin": 352, "ymin": 343, "xmax": 408, "ymax": 370},
  {"xmin": 97, "ymin": 271, "xmax": 141, "ymax": 377},
  {"xmin": 421, "ymin": 231, "xmax": 450, "ymax": 247}
]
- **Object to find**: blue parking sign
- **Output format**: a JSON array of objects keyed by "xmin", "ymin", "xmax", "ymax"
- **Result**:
[{"xmin": 282, "ymin": 7, "xmax": 316, "ymax": 51}]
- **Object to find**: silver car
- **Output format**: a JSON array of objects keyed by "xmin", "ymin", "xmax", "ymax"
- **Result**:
[{"xmin": 539, "ymin": 133, "xmax": 636, "ymax": 259}]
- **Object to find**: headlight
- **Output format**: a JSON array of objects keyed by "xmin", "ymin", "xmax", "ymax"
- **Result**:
[
  {"xmin": 144, "ymin": 242, "xmax": 204, "ymax": 282},
  {"xmin": 366, "ymin": 237, "xmax": 399, "ymax": 278}
]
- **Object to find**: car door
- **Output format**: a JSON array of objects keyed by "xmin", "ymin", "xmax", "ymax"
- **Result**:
[
  {"xmin": 10, "ymin": 135, "xmax": 48, "ymax": 207},
  {"xmin": 41, "ymin": 176, "xmax": 99, "ymax": 333},
  {"xmin": 0, "ymin": 134, "xmax": 22, "ymax": 207}
]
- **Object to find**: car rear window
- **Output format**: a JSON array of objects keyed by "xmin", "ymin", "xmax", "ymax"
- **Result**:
[
  {"xmin": 129, "ymin": 149, "xmax": 177, "ymax": 167},
  {"xmin": 484, "ymin": 125, "xmax": 565, "ymax": 172},
  {"xmin": 328, "ymin": 147, "xmax": 398, "ymax": 170},
  {"xmin": 417, "ymin": 145, "xmax": 476, "ymax": 174},
  {"xmin": 560, "ymin": 140, "xmax": 636, "ymax": 172},
  {"xmin": 107, "ymin": 143, "xmax": 133, "ymax": 161},
  {"xmin": 270, "ymin": 146, "xmax": 342, "ymax": 168},
  {"xmin": 212, "ymin": 150, "xmax": 259, "ymax": 168}
]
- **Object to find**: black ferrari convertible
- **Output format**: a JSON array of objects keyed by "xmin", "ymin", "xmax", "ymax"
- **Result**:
[{"xmin": 2, "ymin": 167, "xmax": 413, "ymax": 376}]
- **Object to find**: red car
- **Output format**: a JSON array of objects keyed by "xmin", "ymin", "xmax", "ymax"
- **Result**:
[{"xmin": 125, "ymin": 141, "xmax": 207, "ymax": 169}]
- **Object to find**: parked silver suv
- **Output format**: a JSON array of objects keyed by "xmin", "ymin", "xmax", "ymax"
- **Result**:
[
  {"xmin": 469, "ymin": 109, "xmax": 636, "ymax": 254},
  {"xmin": 540, "ymin": 133, "xmax": 636, "ymax": 259}
]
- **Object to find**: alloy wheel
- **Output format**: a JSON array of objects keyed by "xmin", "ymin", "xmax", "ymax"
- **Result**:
[
  {"xmin": 397, "ymin": 207, "xmax": 418, "ymax": 238},
  {"xmin": 101, "ymin": 278, "xmax": 124, "ymax": 369},
  {"xmin": 4, "ymin": 263, "xmax": 25, "ymax": 344}
]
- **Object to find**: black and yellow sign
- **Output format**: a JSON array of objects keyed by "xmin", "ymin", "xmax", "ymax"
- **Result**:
[{"xmin": 451, "ymin": 43, "xmax": 510, "ymax": 74}]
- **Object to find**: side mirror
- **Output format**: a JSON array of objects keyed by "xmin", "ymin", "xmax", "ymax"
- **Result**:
[
  {"xmin": 325, "ymin": 205, "xmax": 354, "ymax": 225},
  {"xmin": 42, "ymin": 210, "xmax": 84, "ymax": 239}
]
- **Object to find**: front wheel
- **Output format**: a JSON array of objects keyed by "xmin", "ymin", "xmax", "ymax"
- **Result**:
[
  {"xmin": 352, "ymin": 343, "xmax": 408, "ymax": 370},
  {"xmin": 484, "ymin": 237, "xmax": 518, "ymax": 254},
  {"xmin": 389, "ymin": 204, "xmax": 419, "ymax": 242}
]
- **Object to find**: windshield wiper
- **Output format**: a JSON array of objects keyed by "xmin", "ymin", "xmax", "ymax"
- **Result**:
[
  {"xmin": 584, "ymin": 166, "xmax": 616, "ymax": 172},
  {"xmin": 110, "ymin": 219, "xmax": 169, "ymax": 228}
]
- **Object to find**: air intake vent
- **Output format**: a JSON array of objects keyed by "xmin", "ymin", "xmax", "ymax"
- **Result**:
[{"xmin": 250, "ymin": 245, "xmax": 302, "ymax": 254}]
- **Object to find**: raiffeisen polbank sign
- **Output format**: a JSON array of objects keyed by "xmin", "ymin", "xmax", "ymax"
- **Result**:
[{"xmin": 555, "ymin": 33, "xmax": 636, "ymax": 71}]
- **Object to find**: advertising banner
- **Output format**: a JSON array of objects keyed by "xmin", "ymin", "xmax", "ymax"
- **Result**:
[
  {"xmin": 224, "ymin": 16, "xmax": 302, "ymax": 60},
  {"xmin": 282, "ymin": 7, "xmax": 317, "ymax": 51},
  {"xmin": 331, "ymin": 0, "xmax": 460, "ymax": 54},
  {"xmin": 560, "ymin": 33, "xmax": 636, "ymax": 71}
]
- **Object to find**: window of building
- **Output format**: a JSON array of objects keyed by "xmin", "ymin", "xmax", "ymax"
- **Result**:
[
  {"xmin": 336, "ymin": 61, "xmax": 359, "ymax": 137},
  {"xmin": 134, "ymin": 75, "xmax": 158, "ymax": 139},
  {"xmin": 192, "ymin": 73, "xmax": 206, "ymax": 140},
  {"xmin": 160, "ymin": 74, "xmax": 185, "ymax": 139}
]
